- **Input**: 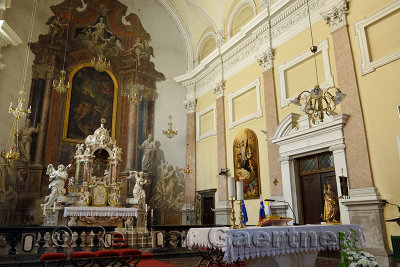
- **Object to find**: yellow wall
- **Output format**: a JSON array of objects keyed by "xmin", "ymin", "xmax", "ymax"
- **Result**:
[
  {"xmin": 193, "ymin": 0, "xmax": 400, "ymax": 248},
  {"xmin": 346, "ymin": 0, "xmax": 400, "ymax": 248}
]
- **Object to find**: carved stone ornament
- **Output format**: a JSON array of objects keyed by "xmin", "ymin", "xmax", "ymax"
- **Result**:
[
  {"xmin": 184, "ymin": 98, "xmax": 196, "ymax": 113},
  {"xmin": 329, "ymin": 143, "xmax": 346, "ymax": 152},
  {"xmin": 216, "ymin": 30, "xmax": 225, "ymax": 47},
  {"xmin": 257, "ymin": 49, "xmax": 274, "ymax": 71},
  {"xmin": 32, "ymin": 64, "xmax": 57, "ymax": 80},
  {"xmin": 213, "ymin": 80, "xmax": 225, "ymax": 98},
  {"xmin": 321, "ymin": 1, "xmax": 349, "ymax": 32},
  {"xmin": 278, "ymin": 156, "xmax": 290, "ymax": 163}
]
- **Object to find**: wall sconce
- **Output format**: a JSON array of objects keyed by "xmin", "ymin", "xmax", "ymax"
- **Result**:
[
  {"xmin": 184, "ymin": 143, "xmax": 192, "ymax": 174},
  {"xmin": 162, "ymin": 115, "xmax": 178, "ymax": 139}
]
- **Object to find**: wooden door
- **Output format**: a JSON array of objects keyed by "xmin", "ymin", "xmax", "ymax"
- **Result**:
[
  {"xmin": 298, "ymin": 152, "xmax": 339, "ymax": 224},
  {"xmin": 202, "ymin": 197, "xmax": 215, "ymax": 224}
]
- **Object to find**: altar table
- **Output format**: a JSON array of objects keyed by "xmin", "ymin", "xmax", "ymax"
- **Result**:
[
  {"xmin": 186, "ymin": 224, "xmax": 365, "ymax": 267},
  {"xmin": 64, "ymin": 207, "xmax": 138, "ymax": 217}
]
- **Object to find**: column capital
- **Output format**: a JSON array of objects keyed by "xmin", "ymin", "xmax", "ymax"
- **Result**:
[
  {"xmin": 278, "ymin": 156, "xmax": 290, "ymax": 163},
  {"xmin": 213, "ymin": 80, "xmax": 225, "ymax": 98},
  {"xmin": 32, "ymin": 64, "xmax": 57, "ymax": 80},
  {"xmin": 257, "ymin": 49, "xmax": 274, "ymax": 71},
  {"xmin": 321, "ymin": 1, "xmax": 349, "ymax": 32},
  {"xmin": 184, "ymin": 98, "xmax": 196, "ymax": 114},
  {"xmin": 329, "ymin": 143, "xmax": 346, "ymax": 152}
]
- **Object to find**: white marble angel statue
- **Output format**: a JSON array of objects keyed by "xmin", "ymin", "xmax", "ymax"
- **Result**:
[
  {"xmin": 127, "ymin": 171, "xmax": 147, "ymax": 206},
  {"xmin": 41, "ymin": 164, "xmax": 72, "ymax": 211}
]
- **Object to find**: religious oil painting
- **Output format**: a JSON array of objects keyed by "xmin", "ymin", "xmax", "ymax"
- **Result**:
[
  {"xmin": 233, "ymin": 128, "xmax": 261, "ymax": 199},
  {"xmin": 63, "ymin": 64, "xmax": 118, "ymax": 142}
]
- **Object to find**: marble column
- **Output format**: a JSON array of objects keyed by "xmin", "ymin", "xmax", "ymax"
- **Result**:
[
  {"xmin": 181, "ymin": 95, "xmax": 197, "ymax": 225},
  {"xmin": 212, "ymin": 81, "xmax": 231, "ymax": 225},
  {"xmin": 34, "ymin": 78, "xmax": 53, "ymax": 165},
  {"xmin": 257, "ymin": 49, "xmax": 283, "ymax": 197},
  {"xmin": 322, "ymin": 3, "xmax": 393, "ymax": 265},
  {"xmin": 125, "ymin": 101, "xmax": 137, "ymax": 170}
]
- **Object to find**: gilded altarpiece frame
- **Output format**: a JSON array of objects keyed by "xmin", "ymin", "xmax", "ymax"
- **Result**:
[
  {"xmin": 233, "ymin": 129, "xmax": 261, "ymax": 199},
  {"xmin": 63, "ymin": 63, "xmax": 118, "ymax": 142}
]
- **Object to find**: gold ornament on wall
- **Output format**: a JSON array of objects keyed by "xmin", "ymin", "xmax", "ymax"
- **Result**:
[{"xmin": 162, "ymin": 115, "xmax": 178, "ymax": 139}]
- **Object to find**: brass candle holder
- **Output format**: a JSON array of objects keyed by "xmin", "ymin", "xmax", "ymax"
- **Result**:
[{"xmin": 230, "ymin": 198, "xmax": 238, "ymax": 229}]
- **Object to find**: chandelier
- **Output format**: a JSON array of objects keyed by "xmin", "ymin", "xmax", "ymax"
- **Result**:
[
  {"xmin": 52, "ymin": 69, "xmax": 70, "ymax": 93},
  {"xmin": 127, "ymin": 89, "xmax": 143, "ymax": 105},
  {"xmin": 91, "ymin": 54, "xmax": 110, "ymax": 72},
  {"xmin": 3, "ymin": 90, "xmax": 31, "ymax": 163},
  {"xmin": 52, "ymin": 0, "xmax": 72, "ymax": 93},
  {"xmin": 290, "ymin": 0, "xmax": 345, "ymax": 123},
  {"xmin": 162, "ymin": 115, "xmax": 178, "ymax": 138},
  {"xmin": 2, "ymin": 0, "xmax": 37, "ymax": 163}
]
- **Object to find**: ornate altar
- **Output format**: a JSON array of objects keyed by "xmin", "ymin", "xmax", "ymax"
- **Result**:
[{"xmin": 42, "ymin": 121, "xmax": 138, "ymax": 226}]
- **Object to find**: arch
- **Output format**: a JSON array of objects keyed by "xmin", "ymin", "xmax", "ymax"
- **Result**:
[
  {"xmin": 227, "ymin": 0, "xmax": 256, "ymax": 38},
  {"xmin": 196, "ymin": 31, "xmax": 217, "ymax": 64},
  {"xmin": 158, "ymin": 0, "xmax": 194, "ymax": 70}
]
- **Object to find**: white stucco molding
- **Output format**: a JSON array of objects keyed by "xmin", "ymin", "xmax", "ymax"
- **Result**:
[
  {"xmin": 184, "ymin": 98, "xmax": 196, "ymax": 114},
  {"xmin": 277, "ymin": 39, "xmax": 334, "ymax": 108},
  {"xmin": 227, "ymin": 78, "xmax": 262, "ymax": 129},
  {"xmin": 321, "ymin": 0, "xmax": 348, "ymax": 32},
  {"xmin": 195, "ymin": 31, "xmax": 217, "ymax": 64},
  {"xmin": 0, "ymin": 0, "xmax": 11, "ymax": 11},
  {"xmin": 174, "ymin": 0, "xmax": 328, "ymax": 99},
  {"xmin": 227, "ymin": 0, "xmax": 257, "ymax": 39},
  {"xmin": 354, "ymin": 0, "xmax": 400, "ymax": 75},
  {"xmin": 213, "ymin": 80, "xmax": 225, "ymax": 99},
  {"xmin": 257, "ymin": 48, "xmax": 274, "ymax": 71},
  {"xmin": 270, "ymin": 113, "xmax": 350, "ymax": 224},
  {"xmin": 196, "ymin": 102, "xmax": 217, "ymax": 142},
  {"xmin": 158, "ymin": 0, "xmax": 194, "ymax": 71},
  {"xmin": 0, "ymin": 20, "xmax": 22, "ymax": 70}
]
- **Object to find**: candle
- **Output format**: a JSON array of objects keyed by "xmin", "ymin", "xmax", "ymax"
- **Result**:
[
  {"xmin": 228, "ymin": 177, "xmax": 236, "ymax": 199},
  {"xmin": 53, "ymin": 202, "xmax": 56, "ymax": 212},
  {"xmin": 151, "ymin": 209, "xmax": 153, "ymax": 217},
  {"xmin": 145, "ymin": 204, "xmax": 148, "ymax": 213},
  {"xmin": 236, "ymin": 181, "xmax": 244, "ymax": 201}
]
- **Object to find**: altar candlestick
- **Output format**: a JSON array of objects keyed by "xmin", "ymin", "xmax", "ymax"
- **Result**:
[
  {"xmin": 228, "ymin": 177, "xmax": 236, "ymax": 199},
  {"xmin": 236, "ymin": 181, "xmax": 244, "ymax": 201},
  {"xmin": 53, "ymin": 202, "xmax": 56, "ymax": 212},
  {"xmin": 145, "ymin": 204, "xmax": 148, "ymax": 213},
  {"xmin": 151, "ymin": 209, "xmax": 153, "ymax": 217}
]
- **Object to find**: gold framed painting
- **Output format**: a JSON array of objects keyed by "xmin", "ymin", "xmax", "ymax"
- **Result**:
[
  {"xmin": 233, "ymin": 128, "xmax": 261, "ymax": 199},
  {"xmin": 63, "ymin": 63, "xmax": 118, "ymax": 143}
]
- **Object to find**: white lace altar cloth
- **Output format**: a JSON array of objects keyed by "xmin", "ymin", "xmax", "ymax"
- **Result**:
[
  {"xmin": 186, "ymin": 224, "xmax": 365, "ymax": 264},
  {"xmin": 64, "ymin": 207, "xmax": 138, "ymax": 217}
]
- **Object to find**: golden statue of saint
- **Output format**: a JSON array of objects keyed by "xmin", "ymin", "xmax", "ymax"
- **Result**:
[{"xmin": 323, "ymin": 183, "xmax": 340, "ymax": 223}]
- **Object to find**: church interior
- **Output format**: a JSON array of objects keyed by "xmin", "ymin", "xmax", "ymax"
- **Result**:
[{"xmin": 0, "ymin": 0, "xmax": 399, "ymax": 266}]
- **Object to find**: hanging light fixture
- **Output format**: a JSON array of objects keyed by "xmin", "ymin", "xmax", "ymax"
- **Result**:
[
  {"xmin": 2, "ymin": 0, "xmax": 37, "ymax": 163},
  {"xmin": 184, "ymin": 143, "xmax": 192, "ymax": 174},
  {"xmin": 126, "ymin": 48, "xmax": 143, "ymax": 105},
  {"xmin": 52, "ymin": 0, "xmax": 72, "ymax": 93},
  {"xmin": 162, "ymin": 115, "xmax": 178, "ymax": 138},
  {"xmin": 91, "ymin": 53, "xmax": 111, "ymax": 72},
  {"xmin": 290, "ymin": 0, "xmax": 346, "ymax": 123}
]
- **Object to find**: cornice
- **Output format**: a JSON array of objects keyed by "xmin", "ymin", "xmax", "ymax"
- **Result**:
[{"xmin": 174, "ymin": 0, "xmax": 337, "ymax": 99}]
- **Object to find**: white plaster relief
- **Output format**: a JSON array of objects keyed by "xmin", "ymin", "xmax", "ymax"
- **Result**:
[
  {"xmin": 196, "ymin": 102, "xmax": 217, "ymax": 142},
  {"xmin": 354, "ymin": 0, "xmax": 400, "ymax": 75},
  {"xmin": 175, "ymin": 0, "xmax": 331, "ymax": 99},
  {"xmin": 0, "ymin": 20, "xmax": 22, "ymax": 70},
  {"xmin": 227, "ymin": 0, "xmax": 257, "ymax": 39},
  {"xmin": 277, "ymin": 39, "xmax": 334, "ymax": 108},
  {"xmin": 257, "ymin": 48, "xmax": 274, "ymax": 71},
  {"xmin": 227, "ymin": 78, "xmax": 262, "ymax": 129},
  {"xmin": 321, "ymin": 0, "xmax": 348, "ymax": 32}
]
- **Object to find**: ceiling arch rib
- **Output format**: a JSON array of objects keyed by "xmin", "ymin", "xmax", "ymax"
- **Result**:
[
  {"xmin": 158, "ymin": 0, "xmax": 194, "ymax": 70},
  {"xmin": 186, "ymin": 0, "xmax": 218, "ymax": 32},
  {"xmin": 227, "ymin": 0, "xmax": 256, "ymax": 38}
]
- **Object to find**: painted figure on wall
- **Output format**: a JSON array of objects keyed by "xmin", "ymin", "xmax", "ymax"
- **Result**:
[
  {"xmin": 138, "ymin": 134, "xmax": 157, "ymax": 173},
  {"xmin": 233, "ymin": 129, "xmax": 261, "ymax": 199},
  {"xmin": 65, "ymin": 66, "xmax": 116, "ymax": 141}
]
